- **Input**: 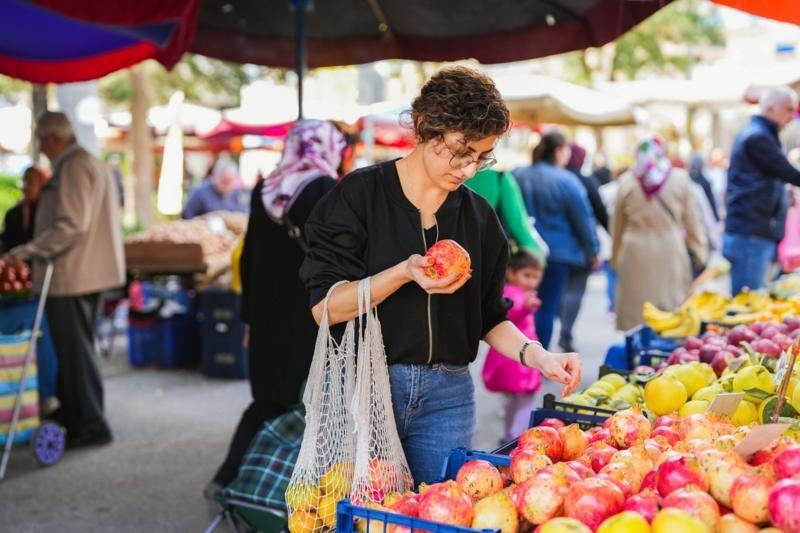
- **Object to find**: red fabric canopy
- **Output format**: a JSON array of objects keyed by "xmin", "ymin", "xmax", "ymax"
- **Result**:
[
  {"xmin": 196, "ymin": 119, "xmax": 295, "ymax": 141},
  {"xmin": 713, "ymin": 0, "xmax": 800, "ymax": 25},
  {"xmin": 0, "ymin": 0, "xmax": 198, "ymax": 83}
]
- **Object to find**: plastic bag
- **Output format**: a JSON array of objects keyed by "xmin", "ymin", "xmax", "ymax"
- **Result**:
[{"xmin": 286, "ymin": 278, "xmax": 411, "ymax": 532}]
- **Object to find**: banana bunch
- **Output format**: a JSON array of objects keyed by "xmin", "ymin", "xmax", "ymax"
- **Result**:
[
  {"xmin": 680, "ymin": 291, "xmax": 729, "ymax": 322},
  {"xmin": 643, "ymin": 302, "xmax": 701, "ymax": 337},
  {"xmin": 727, "ymin": 290, "xmax": 772, "ymax": 314}
]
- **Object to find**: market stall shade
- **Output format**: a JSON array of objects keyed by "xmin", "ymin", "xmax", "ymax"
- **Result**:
[
  {"xmin": 191, "ymin": 0, "xmax": 673, "ymax": 68},
  {"xmin": 496, "ymin": 74, "xmax": 638, "ymax": 127},
  {"xmin": 712, "ymin": 0, "xmax": 800, "ymax": 25},
  {"xmin": 0, "ymin": 0, "xmax": 199, "ymax": 83}
]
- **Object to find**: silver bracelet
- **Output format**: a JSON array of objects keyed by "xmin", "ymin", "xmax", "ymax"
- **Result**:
[{"xmin": 519, "ymin": 340, "xmax": 543, "ymax": 367}]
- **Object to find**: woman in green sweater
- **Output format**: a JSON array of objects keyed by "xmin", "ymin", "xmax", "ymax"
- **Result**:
[{"xmin": 465, "ymin": 168, "xmax": 548, "ymax": 265}]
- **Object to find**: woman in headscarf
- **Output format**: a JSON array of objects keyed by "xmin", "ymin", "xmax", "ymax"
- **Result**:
[
  {"xmin": 611, "ymin": 136, "xmax": 708, "ymax": 331},
  {"xmin": 206, "ymin": 119, "xmax": 356, "ymax": 496}
]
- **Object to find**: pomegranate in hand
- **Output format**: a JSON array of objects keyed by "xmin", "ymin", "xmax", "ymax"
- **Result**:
[{"xmin": 424, "ymin": 240, "xmax": 471, "ymax": 279}]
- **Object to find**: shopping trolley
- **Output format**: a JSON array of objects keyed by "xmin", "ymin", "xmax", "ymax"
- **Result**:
[{"xmin": 0, "ymin": 261, "xmax": 65, "ymax": 480}]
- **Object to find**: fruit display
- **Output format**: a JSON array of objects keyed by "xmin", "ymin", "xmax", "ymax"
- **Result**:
[
  {"xmin": 124, "ymin": 211, "xmax": 247, "ymax": 276},
  {"xmin": 346, "ymin": 408, "xmax": 800, "ymax": 532},
  {"xmin": 643, "ymin": 290, "xmax": 800, "ymax": 338},
  {"xmin": 424, "ymin": 239, "xmax": 471, "ymax": 279},
  {"xmin": 0, "ymin": 257, "xmax": 32, "ymax": 297}
]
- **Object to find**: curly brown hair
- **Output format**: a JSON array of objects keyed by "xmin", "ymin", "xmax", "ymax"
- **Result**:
[{"xmin": 404, "ymin": 66, "xmax": 510, "ymax": 145}]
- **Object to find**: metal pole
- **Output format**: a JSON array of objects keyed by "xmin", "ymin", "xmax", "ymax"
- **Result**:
[{"xmin": 292, "ymin": 0, "xmax": 311, "ymax": 120}]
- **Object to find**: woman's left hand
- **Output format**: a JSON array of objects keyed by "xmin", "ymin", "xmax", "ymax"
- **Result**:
[{"xmin": 526, "ymin": 345, "xmax": 582, "ymax": 397}]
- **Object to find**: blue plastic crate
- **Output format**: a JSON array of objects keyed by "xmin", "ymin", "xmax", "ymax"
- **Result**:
[
  {"xmin": 438, "ymin": 448, "xmax": 510, "ymax": 482},
  {"xmin": 127, "ymin": 317, "xmax": 162, "ymax": 367},
  {"xmin": 603, "ymin": 325, "xmax": 680, "ymax": 371},
  {"xmin": 491, "ymin": 393, "xmax": 613, "ymax": 455},
  {"xmin": 160, "ymin": 313, "xmax": 201, "ymax": 368},
  {"xmin": 198, "ymin": 289, "xmax": 247, "ymax": 379},
  {"xmin": 336, "ymin": 498, "xmax": 497, "ymax": 533}
]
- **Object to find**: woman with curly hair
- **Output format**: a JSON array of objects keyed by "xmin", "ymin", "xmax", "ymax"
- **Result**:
[{"xmin": 300, "ymin": 67, "xmax": 582, "ymax": 483}]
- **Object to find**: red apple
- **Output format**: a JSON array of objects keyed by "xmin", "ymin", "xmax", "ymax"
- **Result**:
[{"xmin": 684, "ymin": 337, "xmax": 704, "ymax": 350}]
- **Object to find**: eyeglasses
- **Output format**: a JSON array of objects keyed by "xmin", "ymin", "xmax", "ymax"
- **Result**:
[{"xmin": 442, "ymin": 140, "xmax": 497, "ymax": 171}]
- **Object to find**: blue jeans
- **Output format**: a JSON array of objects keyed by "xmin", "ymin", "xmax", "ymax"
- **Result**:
[
  {"xmin": 535, "ymin": 260, "xmax": 572, "ymax": 349},
  {"xmin": 389, "ymin": 363, "xmax": 476, "ymax": 485},
  {"xmin": 723, "ymin": 233, "xmax": 776, "ymax": 295},
  {"xmin": 603, "ymin": 261, "xmax": 617, "ymax": 312}
]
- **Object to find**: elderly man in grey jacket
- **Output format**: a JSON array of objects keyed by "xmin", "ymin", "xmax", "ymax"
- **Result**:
[{"xmin": 7, "ymin": 111, "xmax": 125, "ymax": 448}]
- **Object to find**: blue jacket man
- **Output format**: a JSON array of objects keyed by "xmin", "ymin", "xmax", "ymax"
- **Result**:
[{"xmin": 724, "ymin": 86, "xmax": 800, "ymax": 294}]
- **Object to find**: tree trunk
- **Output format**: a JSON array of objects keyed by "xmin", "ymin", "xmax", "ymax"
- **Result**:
[
  {"xmin": 129, "ymin": 65, "xmax": 155, "ymax": 229},
  {"xmin": 31, "ymin": 84, "xmax": 47, "ymax": 163}
]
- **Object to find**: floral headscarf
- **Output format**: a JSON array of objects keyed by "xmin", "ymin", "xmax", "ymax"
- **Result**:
[
  {"xmin": 261, "ymin": 119, "xmax": 346, "ymax": 222},
  {"xmin": 633, "ymin": 135, "xmax": 673, "ymax": 199}
]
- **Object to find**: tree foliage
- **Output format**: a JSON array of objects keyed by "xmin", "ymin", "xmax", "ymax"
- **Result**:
[
  {"xmin": 563, "ymin": 0, "xmax": 725, "ymax": 84},
  {"xmin": 100, "ymin": 54, "xmax": 276, "ymax": 108}
]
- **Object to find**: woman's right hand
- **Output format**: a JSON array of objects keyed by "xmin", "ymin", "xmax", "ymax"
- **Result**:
[{"xmin": 404, "ymin": 254, "xmax": 472, "ymax": 295}]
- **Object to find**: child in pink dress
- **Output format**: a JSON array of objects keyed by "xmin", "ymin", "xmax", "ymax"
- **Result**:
[{"xmin": 482, "ymin": 250, "xmax": 543, "ymax": 442}]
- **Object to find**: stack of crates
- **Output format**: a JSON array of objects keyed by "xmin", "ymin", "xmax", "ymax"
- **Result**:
[
  {"xmin": 197, "ymin": 288, "xmax": 247, "ymax": 379},
  {"xmin": 127, "ymin": 279, "xmax": 201, "ymax": 369}
]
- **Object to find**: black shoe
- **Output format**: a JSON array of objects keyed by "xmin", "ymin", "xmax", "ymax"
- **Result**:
[{"xmin": 66, "ymin": 425, "xmax": 113, "ymax": 449}]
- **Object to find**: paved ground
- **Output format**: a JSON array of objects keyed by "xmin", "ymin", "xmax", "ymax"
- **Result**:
[{"xmin": 1, "ymin": 275, "xmax": 620, "ymax": 532}]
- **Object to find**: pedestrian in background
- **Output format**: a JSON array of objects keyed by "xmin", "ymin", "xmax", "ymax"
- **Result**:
[
  {"xmin": 724, "ymin": 86, "xmax": 800, "ymax": 294},
  {"xmin": 1, "ymin": 165, "xmax": 49, "ymax": 252},
  {"xmin": 183, "ymin": 159, "xmax": 249, "ymax": 218},
  {"xmin": 557, "ymin": 142, "xmax": 608, "ymax": 351},
  {"xmin": 206, "ymin": 120, "xmax": 355, "ymax": 498},
  {"xmin": 514, "ymin": 131, "xmax": 599, "ymax": 350},
  {"xmin": 481, "ymin": 250, "xmax": 543, "ymax": 442},
  {"xmin": 611, "ymin": 136, "xmax": 707, "ymax": 331},
  {"xmin": 465, "ymin": 168, "xmax": 548, "ymax": 265},
  {"xmin": 6, "ymin": 111, "xmax": 125, "ymax": 448}
]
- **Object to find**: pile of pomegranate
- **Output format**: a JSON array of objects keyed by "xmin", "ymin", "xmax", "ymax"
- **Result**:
[
  {"xmin": 361, "ymin": 407, "xmax": 800, "ymax": 532},
  {"xmin": 654, "ymin": 316, "xmax": 800, "ymax": 378},
  {"xmin": 0, "ymin": 258, "xmax": 31, "ymax": 295}
]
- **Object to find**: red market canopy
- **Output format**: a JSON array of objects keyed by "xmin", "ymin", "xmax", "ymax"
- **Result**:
[
  {"xmin": 712, "ymin": 0, "xmax": 800, "ymax": 25},
  {"xmin": 196, "ymin": 118, "xmax": 294, "ymax": 142},
  {"xmin": 192, "ymin": 0, "xmax": 673, "ymax": 68},
  {"xmin": 0, "ymin": 0, "xmax": 199, "ymax": 83}
]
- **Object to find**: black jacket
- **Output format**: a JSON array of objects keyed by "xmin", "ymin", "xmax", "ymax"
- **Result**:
[
  {"xmin": 726, "ymin": 116, "xmax": 800, "ymax": 241},
  {"xmin": 240, "ymin": 177, "xmax": 336, "ymax": 407},
  {"xmin": 300, "ymin": 160, "xmax": 510, "ymax": 366},
  {"xmin": 1, "ymin": 201, "xmax": 36, "ymax": 252},
  {"xmin": 569, "ymin": 169, "xmax": 609, "ymax": 231}
]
